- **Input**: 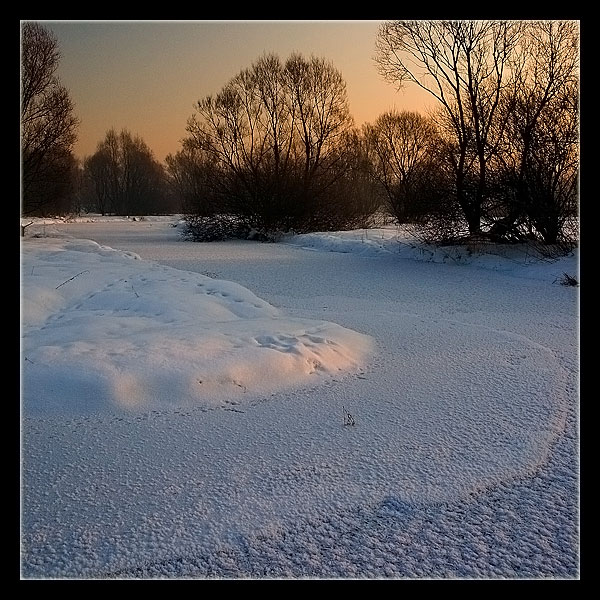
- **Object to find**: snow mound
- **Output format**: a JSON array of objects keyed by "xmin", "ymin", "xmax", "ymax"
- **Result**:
[{"xmin": 21, "ymin": 238, "xmax": 372, "ymax": 416}]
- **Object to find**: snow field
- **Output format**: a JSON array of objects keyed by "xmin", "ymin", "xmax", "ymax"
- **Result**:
[{"xmin": 20, "ymin": 218, "xmax": 578, "ymax": 578}]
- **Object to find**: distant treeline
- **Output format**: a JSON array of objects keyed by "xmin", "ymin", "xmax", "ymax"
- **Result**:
[{"xmin": 22, "ymin": 21, "xmax": 579, "ymax": 247}]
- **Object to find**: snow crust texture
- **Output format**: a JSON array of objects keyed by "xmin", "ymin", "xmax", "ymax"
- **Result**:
[{"xmin": 21, "ymin": 219, "xmax": 579, "ymax": 579}]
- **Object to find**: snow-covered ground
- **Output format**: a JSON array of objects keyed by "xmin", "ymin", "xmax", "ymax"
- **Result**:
[{"xmin": 20, "ymin": 216, "xmax": 579, "ymax": 579}]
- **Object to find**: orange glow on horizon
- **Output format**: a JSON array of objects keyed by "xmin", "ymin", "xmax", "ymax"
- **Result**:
[{"xmin": 39, "ymin": 21, "xmax": 436, "ymax": 164}]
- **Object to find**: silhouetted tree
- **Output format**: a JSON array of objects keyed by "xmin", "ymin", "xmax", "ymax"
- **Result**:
[
  {"xmin": 164, "ymin": 141, "xmax": 224, "ymax": 224},
  {"xmin": 182, "ymin": 53, "xmax": 372, "ymax": 238},
  {"xmin": 364, "ymin": 110, "xmax": 447, "ymax": 224},
  {"xmin": 21, "ymin": 21, "xmax": 79, "ymax": 216},
  {"xmin": 489, "ymin": 21, "xmax": 579, "ymax": 244},
  {"xmin": 284, "ymin": 54, "xmax": 354, "ymax": 206},
  {"xmin": 83, "ymin": 148, "xmax": 112, "ymax": 215},
  {"xmin": 323, "ymin": 129, "xmax": 383, "ymax": 230},
  {"xmin": 83, "ymin": 129, "xmax": 168, "ymax": 215},
  {"xmin": 376, "ymin": 20, "xmax": 523, "ymax": 235},
  {"xmin": 69, "ymin": 161, "xmax": 87, "ymax": 215}
]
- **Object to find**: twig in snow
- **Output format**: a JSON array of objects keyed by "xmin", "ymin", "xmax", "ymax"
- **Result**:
[
  {"xmin": 343, "ymin": 406, "xmax": 356, "ymax": 427},
  {"xmin": 55, "ymin": 270, "xmax": 89, "ymax": 289},
  {"xmin": 21, "ymin": 221, "xmax": 34, "ymax": 237},
  {"xmin": 123, "ymin": 279, "xmax": 140, "ymax": 297},
  {"xmin": 553, "ymin": 272, "xmax": 579, "ymax": 287}
]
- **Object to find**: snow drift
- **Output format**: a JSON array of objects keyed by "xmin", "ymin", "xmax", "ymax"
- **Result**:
[{"xmin": 21, "ymin": 237, "xmax": 373, "ymax": 416}]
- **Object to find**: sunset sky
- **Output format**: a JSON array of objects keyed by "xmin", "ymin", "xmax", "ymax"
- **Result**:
[{"xmin": 38, "ymin": 20, "xmax": 436, "ymax": 164}]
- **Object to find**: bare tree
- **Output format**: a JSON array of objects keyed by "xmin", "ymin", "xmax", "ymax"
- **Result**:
[
  {"xmin": 329, "ymin": 129, "xmax": 384, "ymax": 229},
  {"xmin": 83, "ymin": 149, "xmax": 112, "ymax": 215},
  {"xmin": 376, "ymin": 20, "xmax": 523, "ymax": 235},
  {"xmin": 183, "ymin": 53, "xmax": 362, "ymax": 237},
  {"xmin": 165, "ymin": 143, "xmax": 216, "ymax": 216},
  {"xmin": 21, "ymin": 22, "xmax": 79, "ymax": 216},
  {"xmin": 187, "ymin": 56, "xmax": 282, "ymax": 226},
  {"xmin": 490, "ymin": 21, "xmax": 579, "ymax": 243},
  {"xmin": 83, "ymin": 129, "xmax": 167, "ymax": 216},
  {"xmin": 525, "ymin": 86, "xmax": 579, "ymax": 244},
  {"xmin": 284, "ymin": 54, "xmax": 354, "ymax": 188},
  {"xmin": 364, "ymin": 110, "xmax": 446, "ymax": 223},
  {"xmin": 282, "ymin": 54, "xmax": 357, "ymax": 228}
]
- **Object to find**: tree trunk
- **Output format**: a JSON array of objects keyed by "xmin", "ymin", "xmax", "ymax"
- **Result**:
[
  {"xmin": 456, "ymin": 172, "xmax": 481, "ymax": 235},
  {"xmin": 466, "ymin": 207, "xmax": 481, "ymax": 235}
]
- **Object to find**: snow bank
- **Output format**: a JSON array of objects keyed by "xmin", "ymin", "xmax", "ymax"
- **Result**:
[
  {"xmin": 21, "ymin": 237, "xmax": 372, "ymax": 416},
  {"xmin": 284, "ymin": 226, "xmax": 579, "ymax": 281},
  {"xmin": 21, "ymin": 214, "xmax": 183, "ymax": 225}
]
